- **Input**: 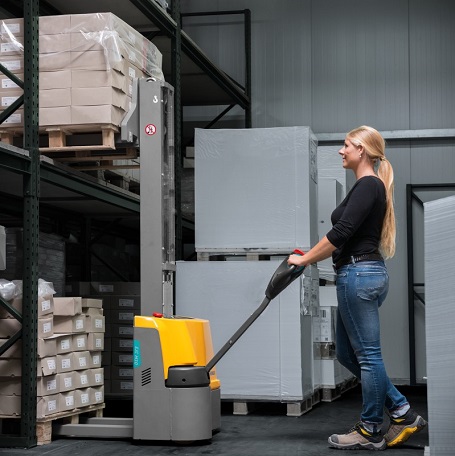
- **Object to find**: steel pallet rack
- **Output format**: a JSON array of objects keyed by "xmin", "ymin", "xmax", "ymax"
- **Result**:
[{"xmin": 0, "ymin": 0, "xmax": 251, "ymax": 448}]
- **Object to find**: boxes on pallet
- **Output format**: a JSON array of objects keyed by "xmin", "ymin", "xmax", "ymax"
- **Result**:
[
  {"xmin": 195, "ymin": 126, "xmax": 318, "ymax": 253},
  {"xmin": 176, "ymin": 260, "xmax": 318, "ymax": 401}
]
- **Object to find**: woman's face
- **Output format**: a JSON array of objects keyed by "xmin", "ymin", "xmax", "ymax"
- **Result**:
[{"xmin": 338, "ymin": 138, "xmax": 361, "ymax": 169}]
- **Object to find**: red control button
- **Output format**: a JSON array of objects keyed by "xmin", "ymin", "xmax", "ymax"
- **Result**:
[{"xmin": 152, "ymin": 312, "xmax": 163, "ymax": 318}]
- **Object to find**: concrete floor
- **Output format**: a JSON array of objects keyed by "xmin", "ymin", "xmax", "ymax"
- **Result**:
[{"xmin": 0, "ymin": 385, "xmax": 428, "ymax": 456}]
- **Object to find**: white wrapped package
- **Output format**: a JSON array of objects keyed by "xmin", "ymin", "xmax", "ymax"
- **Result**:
[
  {"xmin": 195, "ymin": 127, "xmax": 318, "ymax": 253},
  {"xmin": 424, "ymin": 195, "xmax": 455, "ymax": 456},
  {"xmin": 176, "ymin": 260, "xmax": 317, "ymax": 401}
]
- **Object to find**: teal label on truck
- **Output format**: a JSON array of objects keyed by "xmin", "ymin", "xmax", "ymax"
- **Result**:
[{"xmin": 133, "ymin": 339, "xmax": 141, "ymax": 368}]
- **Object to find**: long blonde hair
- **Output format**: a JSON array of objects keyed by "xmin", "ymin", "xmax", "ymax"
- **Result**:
[{"xmin": 347, "ymin": 125, "xmax": 396, "ymax": 259}]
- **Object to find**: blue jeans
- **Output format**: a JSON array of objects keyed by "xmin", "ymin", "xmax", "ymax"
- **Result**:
[{"xmin": 335, "ymin": 261, "xmax": 408, "ymax": 428}]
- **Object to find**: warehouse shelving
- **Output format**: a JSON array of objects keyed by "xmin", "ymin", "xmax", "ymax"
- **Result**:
[{"xmin": 0, "ymin": 0, "xmax": 251, "ymax": 447}]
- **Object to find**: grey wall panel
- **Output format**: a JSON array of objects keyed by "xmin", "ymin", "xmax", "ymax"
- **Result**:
[
  {"xmin": 410, "ymin": 0, "xmax": 455, "ymax": 129},
  {"xmin": 311, "ymin": 0, "xmax": 410, "ymax": 133}
]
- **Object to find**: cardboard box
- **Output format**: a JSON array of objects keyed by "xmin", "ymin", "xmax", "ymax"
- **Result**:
[
  {"xmin": 53, "ymin": 297, "xmax": 82, "ymax": 316},
  {"xmin": 90, "ymin": 352, "xmax": 102, "ymax": 369},
  {"xmin": 39, "ymin": 70, "xmax": 72, "ymax": 90},
  {"xmin": 70, "ymin": 50, "xmax": 126, "ymax": 72},
  {"xmin": 0, "ymin": 110, "xmax": 22, "ymax": 127},
  {"xmin": 74, "ymin": 351, "xmax": 90, "ymax": 371},
  {"xmin": 90, "ymin": 368, "xmax": 104, "ymax": 386},
  {"xmin": 0, "ymin": 395, "xmax": 21, "ymax": 416},
  {"xmin": 38, "ymin": 357, "xmax": 58, "ymax": 377},
  {"xmin": 39, "ymin": 88, "xmax": 71, "ymax": 108},
  {"xmin": 56, "ymin": 371, "xmax": 75, "ymax": 393},
  {"xmin": 89, "ymin": 385, "xmax": 104, "ymax": 405},
  {"xmin": 70, "ymin": 13, "xmax": 141, "ymax": 47},
  {"xmin": 73, "ymin": 333, "xmax": 88, "ymax": 351},
  {"xmin": 83, "ymin": 307, "xmax": 103, "ymax": 316},
  {"xmin": 39, "ymin": 51, "xmax": 72, "ymax": 72},
  {"xmin": 38, "ymin": 315, "xmax": 54, "ymax": 339},
  {"xmin": 59, "ymin": 390, "xmax": 76, "ymax": 412},
  {"xmin": 85, "ymin": 315, "xmax": 105, "ymax": 333},
  {"xmin": 56, "ymin": 353, "xmax": 74, "ymax": 373},
  {"xmin": 87, "ymin": 332, "xmax": 104, "ymax": 351},
  {"xmin": 70, "ymin": 104, "xmax": 126, "ymax": 126},
  {"xmin": 74, "ymin": 388, "xmax": 91, "ymax": 408},
  {"xmin": 37, "ymin": 394, "xmax": 59, "ymax": 418},
  {"xmin": 0, "ymin": 318, "xmax": 21, "ymax": 338},
  {"xmin": 71, "ymin": 86, "xmax": 129, "ymax": 110},
  {"xmin": 38, "ymin": 337, "xmax": 58, "ymax": 358},
  {"xmin": 39, "ymin": 33, "xmax": 71, "ymax": 53},
  {"xmin": 39, "ymin": 106, "xmax": 71, "ymax": 126},
  {"xmin": 0, "ymin": 56, "xmax": 24, "ymax": 74},
  {"xmin": 0, "ymin": 377, "xmax": 21, "ymax": 395},
  {"xmin": 53, "ymin": 315, "xmax": 86, "ymax": 334},
  {"xmin": 81, "ymin": 298, "xmax": 103, "ymax": 309},
  {"xmin": 39, "ymin": 15, "xmax": 71, "ymax": 35},
  {"xmin": 37, "ymin": 374, "xmax": 58, "ymax": 396},
  {"xmin": 0, "ymin": 90, "xmax": 22, "ymax": 109},
  {"xmin": 71, "ymin": 69, "xmax": 128, "ymax": 92},
  {"xmin": 0, "ymin": 338, "xmax": 21, "ymax": 358},
  {"xmin": 55, "ymin": 334, "xmax": 73, "ymax": 354},
  {"xmin": 0, "ymin": 19, "xmax": 24, "ymax": 36},
  {"xmin": 74, "ymin": 370, "xmax": 90, "ymax": 389},
  {"xmin": 0, "ymin": 33, "xmax": 24, "ymax": 54},
  {"xmin": 38, "ymin": 296, "xmax": 54, "ymax": 317}
]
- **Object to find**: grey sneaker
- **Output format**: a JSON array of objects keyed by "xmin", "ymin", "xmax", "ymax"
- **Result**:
[
  {"xmin": 384, "ymin": 408, "xmax": 427, "ymax": 447},
  {"xmin": 328, "ymin": 422, "xmax": 387, "ymax": 451}
]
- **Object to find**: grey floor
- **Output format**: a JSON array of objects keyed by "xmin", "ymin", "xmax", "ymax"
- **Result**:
[{"xmin": 0, "ymin": 385, "xmax": 428, "ymax": 456}]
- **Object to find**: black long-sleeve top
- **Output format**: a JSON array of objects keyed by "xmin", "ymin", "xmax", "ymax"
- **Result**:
[{"xmin": 326, "ymin": 176, "xmax": 386, "ymax": 265}]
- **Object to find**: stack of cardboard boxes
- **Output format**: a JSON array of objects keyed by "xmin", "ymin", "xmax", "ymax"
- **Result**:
[
  {"xmin": 0, "ymin": 292, "xmax": 105, "ymax": 419},
  {"xmin": 0, "ymin": 12, "xmax": 163, "ymax": 128},
  {"xmin": 65, "ymin": 281, "xmax": 141, "ymax": 396}
]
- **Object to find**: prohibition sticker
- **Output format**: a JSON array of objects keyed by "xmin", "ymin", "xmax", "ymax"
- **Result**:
[{"xmin": 145, "ymin": 124, "xmax": 157, "ymax": 135}]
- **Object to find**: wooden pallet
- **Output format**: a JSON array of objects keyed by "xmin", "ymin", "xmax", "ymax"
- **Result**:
[
  {"xmin": 227, "ymin": 390, "xmax": 322, "ymax": 417},
  {"xmin": 36, "ymin": 403, "xmax": 105, "ymax": 445},
  {"xmin": 1, "ymin": 124, "xmax": 139, "ymax": 171}
]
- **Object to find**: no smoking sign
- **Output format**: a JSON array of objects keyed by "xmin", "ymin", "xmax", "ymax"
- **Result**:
[{"xmin": 145, "ymin": 124, "xmax": 157, "ymax": 136}]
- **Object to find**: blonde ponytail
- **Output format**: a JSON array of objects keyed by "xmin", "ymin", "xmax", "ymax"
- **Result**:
[{"xmin": 347, "ymin": 126, "xmax": 396, "ymax": 259}]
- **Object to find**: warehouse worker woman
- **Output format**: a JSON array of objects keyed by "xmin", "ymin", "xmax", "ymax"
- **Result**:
[{"xmin": 287, "ymin": 125, "xmax": 427, "ymax": 451}]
